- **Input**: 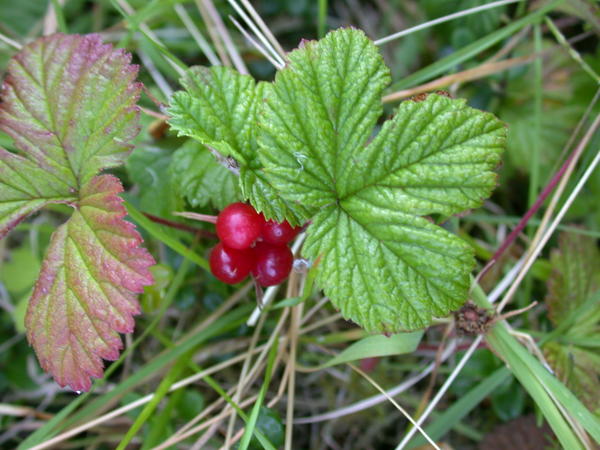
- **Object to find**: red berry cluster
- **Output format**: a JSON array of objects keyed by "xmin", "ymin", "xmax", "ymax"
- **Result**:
[{"xmin": 209, "ymin": 203, "xmax": 301, "ymax": 286}]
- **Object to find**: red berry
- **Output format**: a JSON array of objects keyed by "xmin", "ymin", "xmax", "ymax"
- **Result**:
[
  {"xmin": 261, "ymin": 219, "xmax": 301, "ymax": 245},
  {"xmin": 216, "ymin": 203, "xmax": 264, "ymax": 249},
  {"xmin": 252, "ymin": 242, "xmax": 293, "ymax": 287},
  {"xmin": 209, "ymin": 243, "xmax": 254, "ymax": 284}
]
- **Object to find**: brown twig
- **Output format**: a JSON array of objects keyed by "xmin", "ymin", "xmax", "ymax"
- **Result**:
[{"xmin": 383, "ymin": 54, "xmax": 536, "ymax": 103}]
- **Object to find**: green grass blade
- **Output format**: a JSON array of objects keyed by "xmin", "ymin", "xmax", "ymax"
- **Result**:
[
  {"xmin": 408, "ymin": 367, "xmax": 511, "ymax": 448},
  {"xmin": 318, "ymin": 0, "xmax": 327, "ymax": 37},
  {"xmin": 50, "ymin": 0, "xmax": 68, "ymax": 33},
  {"xmin": 109, "ymin": 0, "xmax": 188, "ymax": 73},
  {"xmin": 472, "ymin": 284, "xmax": 600, "ymax": 447},
  {"xmin": 239, "ymin": 337, "xmax": 279, "ymax": 450},
  {"xmin": 528, "ymin": 23, "xmax": 543, "ymax": 213},
  {"xmin": 116, "ymin": 351, "xmax": 192, "ymax": 450},
  {"xmin": 485, "ymin": 325, "xmax": 584, "ymax": 449}
]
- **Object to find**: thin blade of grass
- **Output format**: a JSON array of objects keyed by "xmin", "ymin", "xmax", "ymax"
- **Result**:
[
  {"xmin": 318, "ymin": 0, "xmax": 327, "ymax": 37},
  {"xmin": 174, "ymin": 3, "xmax": 220, "ymax": 66},
  {"xmin": 239, "ymin": 336, "xmax": 279, "ymax": 450},
  {"xmin": 110, "ymin": 0, "xmax": 188, "ymax": 74},
  {"xmin": 50, "ymin": 0, "xmax": 68, "ymax": 33},
  {"xmin": 116, "ymin": 351, "xmax": 193, "ymax": 450},
  {"xmin": 374, "ymin": 0, "xmax": 521, "ymax": 46},
  {"xmin": 545, "ymin": 17, "xmax": 600, "ymax": 83}
]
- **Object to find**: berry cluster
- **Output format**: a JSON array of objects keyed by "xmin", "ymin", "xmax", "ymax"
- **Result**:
[{"xmin": 209, "ymin": 203, "xmax": 301, "ymax": 286}]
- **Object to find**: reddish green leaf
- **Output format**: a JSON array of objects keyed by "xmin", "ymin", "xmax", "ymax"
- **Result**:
[
  {"xmin": 0, "ymin": 33, "xmax": 141, "ymax": 237},
  {"xmin": 25, "ymin": 175, "xmax": 154, "ymax": 392},
  {"xmin": 0, "ymin": 34, "xmax": 153, "ymax": 391}
]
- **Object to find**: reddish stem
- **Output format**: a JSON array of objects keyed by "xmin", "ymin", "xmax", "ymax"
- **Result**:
[
  {"xmin": 143, "ymin": 212, "xmax": 217, "ymax": 239},
  {"xmin": 478, "ymin": 144, "xmax": 580, "ymax": 281},
  {"xmin": 142, "ymin": 85, "xmax": 166, "ymax": 110}
]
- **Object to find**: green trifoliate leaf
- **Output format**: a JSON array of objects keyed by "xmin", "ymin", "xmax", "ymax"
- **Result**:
[
  {"xmin": 25, "ymin": 175, "xmax": 154, "ymax": 392},
  {"xmin": 259, "ymin": 28, "xmax": 505, "ymax": 332},
  {"xmin": 170, "ymin": 141, "xmax": 241, "ymax": 210},
  {"xmin": 167, "ymin": 66, "xmax": 310, "ymax": 225}
]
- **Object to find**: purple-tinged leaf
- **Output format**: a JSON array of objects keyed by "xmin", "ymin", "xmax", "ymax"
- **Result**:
[
  {"xmin": 25, "ymin": 175, "xmax": 154, "ymax": 392},
  {"xmin": 0, "ymin": 33, "xmax": 141, "ymax": 190},
  {"xmin": 0, "ymin": 34, "xmax": 152, "ymax": 390}
]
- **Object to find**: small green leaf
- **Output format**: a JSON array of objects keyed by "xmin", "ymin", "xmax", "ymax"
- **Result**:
[
  {"xmin": 321, "ymin": 331, "xmax": 423, "ymax": 368},
  {"xmin": 167, "ymin": 65, "xmax": 310, "ymax": 224},
  {"xmin": 259, "ymin": 29, "xmax": 505, "ymax": 332},
  {"xmin": 25, "ymin": 175, "xmax": 154, "ymax": 392},
  {"xmin": 127, "ymin": 146, "xmax": 182, "ymax": 217},
  {"xmin": 170, "ymin": 140, "xmax": 241, "ymax": 210},
  {"xmin": 168, "ymin": 66, "xmax": 257, "ymax": 163}
]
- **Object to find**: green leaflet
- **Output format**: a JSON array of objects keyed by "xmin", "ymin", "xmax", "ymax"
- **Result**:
[
  {"xmin": 167, "ymin": 66, "xmax": 310, "ymax": 225},
  {"xmin": 169, "ymin": 140, "xmax": 241, "ymax": 210},
  {"xmin": 259, "ymin": 29, "xmax": 505, "ymax": 332}
]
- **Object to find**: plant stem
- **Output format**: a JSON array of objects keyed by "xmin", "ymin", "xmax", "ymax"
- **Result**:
[{"xmin": 143, "ymin": 212, "xmax": 217, "ymax": 238}]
